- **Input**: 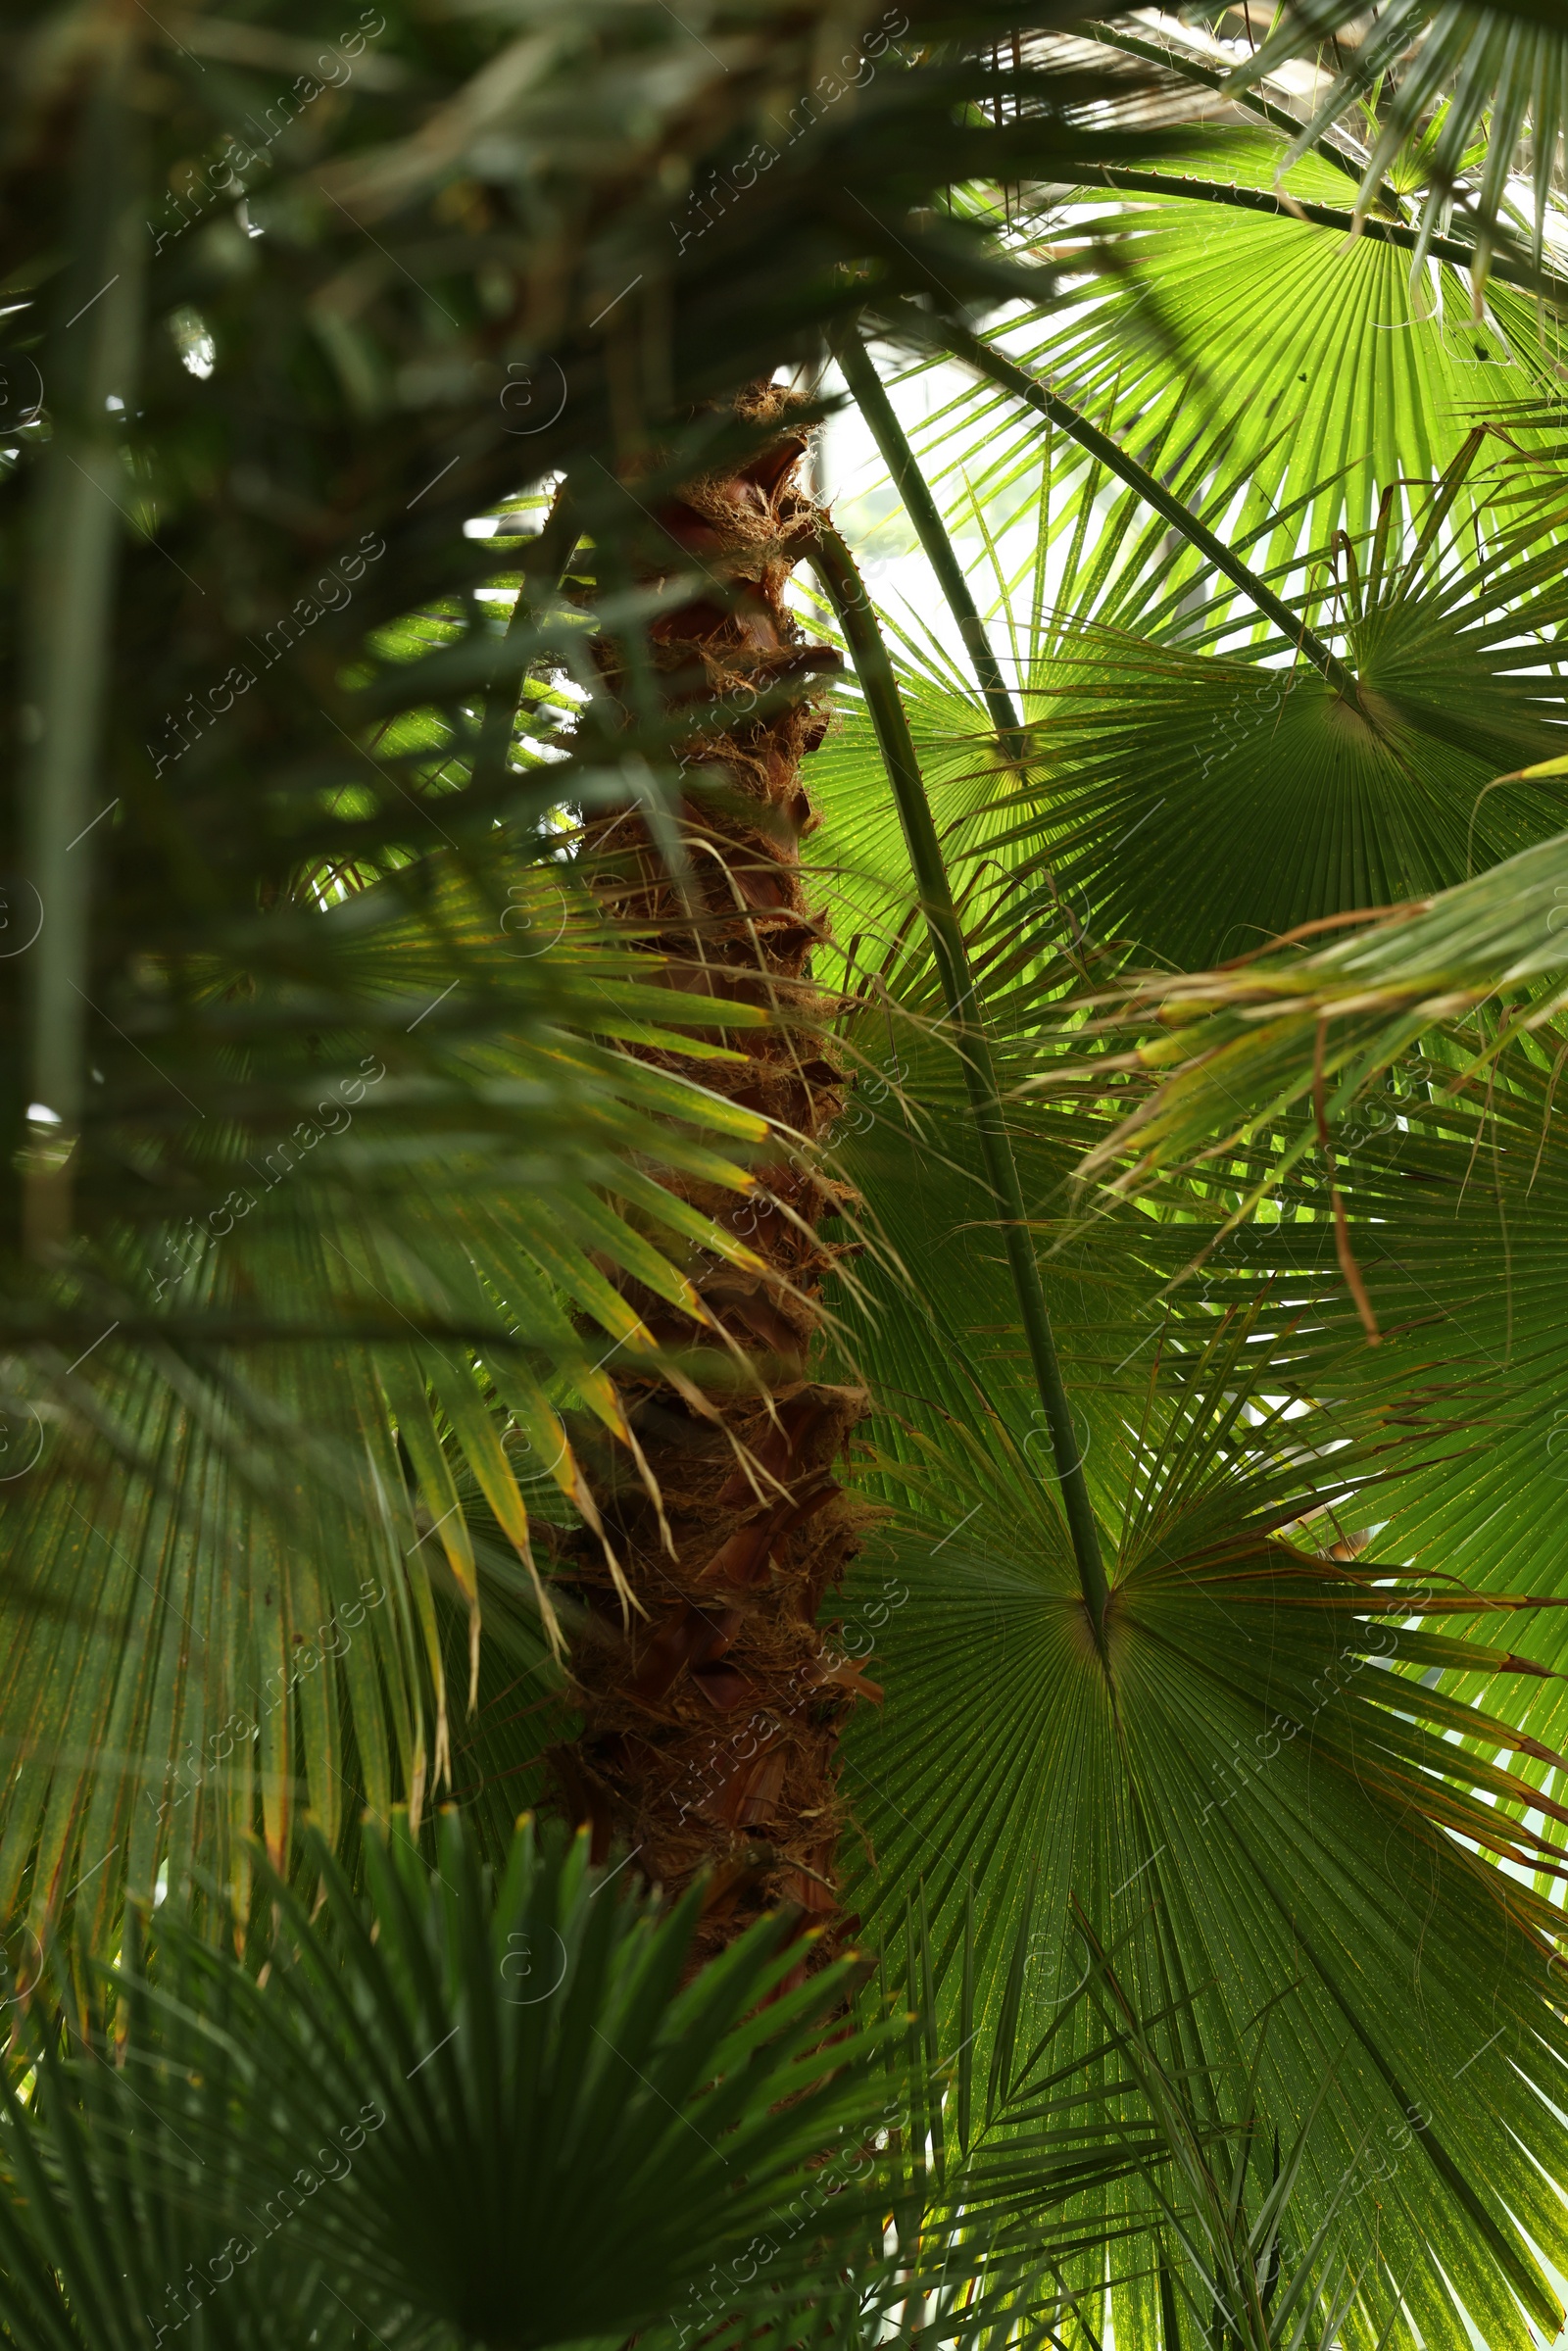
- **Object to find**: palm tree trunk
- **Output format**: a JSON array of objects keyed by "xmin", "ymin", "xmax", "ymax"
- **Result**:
[{"xmin": 554, "ymin": 384, "xmax": 873, "ymax": 1968}]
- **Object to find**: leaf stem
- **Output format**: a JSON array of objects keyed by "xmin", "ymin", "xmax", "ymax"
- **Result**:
[
  {"xmin": 1065, "ymin": 167, "xmax": 1565, "ymax": 299},
  {"xmin": 23, "ymin": 53, "xmax": 144, "ymax": 1254},
  {"xmin": 841, "ymin": 327, "xmax": 1097, "ymax": 980},
  {"xmin": 834, "ymin": 329, "xmax": 1027, "ymax": 761},
  {"xmin": 812, "ymin": 524, "xmax": 1109, "ymax": 1635},
  {"xmin": 1082, "ymin": 23, "xmax": 1404, "ymax": 214}
]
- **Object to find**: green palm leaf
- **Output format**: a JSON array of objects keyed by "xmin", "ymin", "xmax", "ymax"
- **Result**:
[
  {"xmin": 1231, "ymin": 0, "xmax": 1568, "ymax": 270},
  {"xmin": 833, "ymin": 1329, "xmax": 1568, "ymax": 2346},
  {"xmin": 0, "ymin": 1814, "xmax": 893, "ymax": 2351}
]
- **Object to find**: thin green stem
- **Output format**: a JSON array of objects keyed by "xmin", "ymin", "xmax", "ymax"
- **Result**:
[
  {"xmin": 1082, "ymin": 24, "xmax": 1404, "ymax": 217},
  {"xmin": 23, "ymin": 49, "xmax": 144, "ymax": 1253},
  {"xmin": 834, "ymin": 330, "xmax": 1027, "ymax": 761},
  {"xmin": 917, "ymin": 317, "xmax": 1359, "ymax": 700},
  {"xmin": 1064, "ymin": 166, "xmax": 1567, "ymax": 301},
  {"xmin": 811, "ymin": 524, "xmax": 1109, "ymax": 1635},
  {"xmin": 841, "ymin": 326, "xmax": 1097, "ymax": 981}
]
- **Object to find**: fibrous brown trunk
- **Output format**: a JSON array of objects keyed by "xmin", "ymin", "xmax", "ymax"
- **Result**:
[{"xmin": 554, "ymin": 384, "xmax": 875, "ymax": 1968}]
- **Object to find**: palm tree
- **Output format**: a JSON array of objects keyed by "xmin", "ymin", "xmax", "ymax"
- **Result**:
[
  {"xmin": 6, "ymin": 0, "xmax": 1568, "ymax": 2343},
  {"xmin": 553, "ymin": 388, "xmax": 874, "ymax": 1963}
]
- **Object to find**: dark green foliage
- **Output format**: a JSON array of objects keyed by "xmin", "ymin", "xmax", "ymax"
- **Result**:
[{"xmin": 0, "ymin": 1813, "xmax": 895, "ymax": 2351}]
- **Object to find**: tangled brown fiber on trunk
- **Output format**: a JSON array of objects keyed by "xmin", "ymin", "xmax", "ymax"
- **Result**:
[{"xmin": 549, "ymin": 384, "xmax": 881, "ymax": 1970}]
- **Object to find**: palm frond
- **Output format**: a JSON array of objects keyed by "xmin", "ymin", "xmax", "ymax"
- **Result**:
[{"xmin": 0, "ymin": 1813, "xmax": 893, "ymax": 2351}]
